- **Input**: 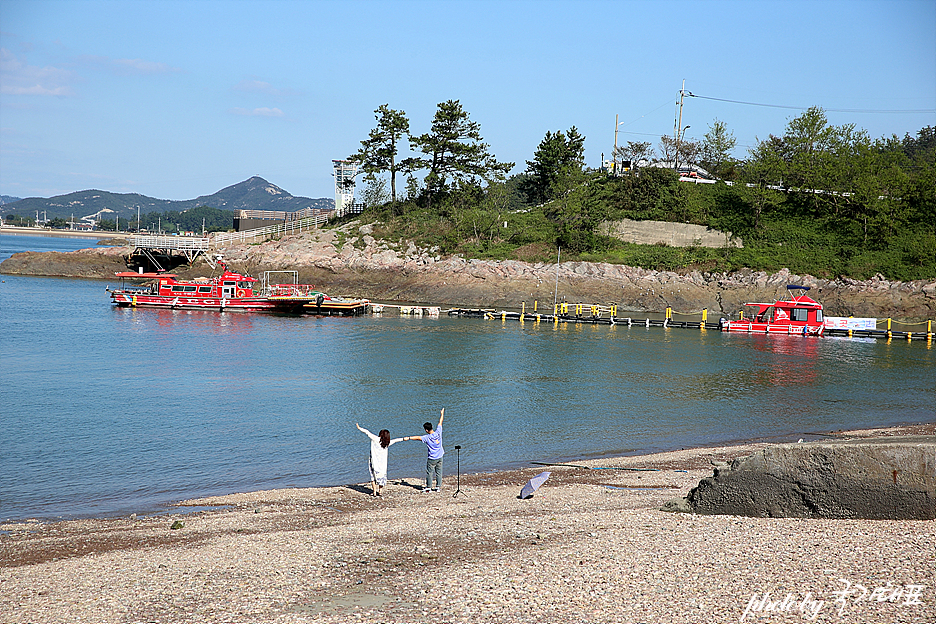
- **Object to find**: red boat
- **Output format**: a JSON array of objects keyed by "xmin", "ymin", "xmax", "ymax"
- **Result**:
[
  {"xmin": 721, "ymin": 285, "xmax": 825, "ymax": 336},
  {"xmin": 107, "ymin": 265, "xmax": 367, "ymax": 315}
]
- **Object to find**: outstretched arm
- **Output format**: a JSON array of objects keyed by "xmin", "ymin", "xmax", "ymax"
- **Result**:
[
  {"xmin": 357, "ymin": 423, "xmax": 376, "ymax": 439},
  {"xmin": 438, "ymin": 407, "xmax": 444, "ymax": 428}
]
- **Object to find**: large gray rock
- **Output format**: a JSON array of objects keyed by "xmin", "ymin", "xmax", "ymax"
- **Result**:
[{"xmin": 668, "ymin": 437, "xmax": 935, "ymax": 520}]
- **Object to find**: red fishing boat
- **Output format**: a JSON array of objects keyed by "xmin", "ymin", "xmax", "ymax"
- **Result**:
[
  {"xmin": 107, "ymin": 265, "xmax": 368, "ymax": 315},
  {"xmin": 721, "ymin": 285, "xmax": 825, "ymax": 336}
]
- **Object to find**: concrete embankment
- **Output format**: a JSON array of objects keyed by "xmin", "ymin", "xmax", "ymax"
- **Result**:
[
  {"xmin": 1, "ymin": 222, "xmax": 935, "ymax": 321},
  {"xmin": 665, "ymin": 436, "xmax": 936, "ymax": 520}
]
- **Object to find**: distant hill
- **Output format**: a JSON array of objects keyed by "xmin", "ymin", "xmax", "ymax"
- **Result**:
[
  {"xmin": 191, "ymin": 177, "xmax": 333, "ymax": 213},
  {"xmin": 0, "ymin": 177, "xmax": 334, "ymax": 221},
  {"xmin": 1, "ymin": 195, "xmax": 22, "ymax": 205}
]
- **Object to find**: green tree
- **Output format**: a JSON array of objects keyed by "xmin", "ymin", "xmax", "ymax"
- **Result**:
[
  {"xmin": 657, "ymin": 134, "xmax": 678, "ymax": 164},
  {"xmin": 522, "ymin": 127, "xmax": 585, "ymax": 205},
  {"xmin": 700, "ymin": 119, "xmax": 737, "ymax": 179},
  {"xmin": 900, "ymin": 126, "xmax": 936, "ymax": 226},
  {"xmin": 613, "ymin": 140, "xmax": 653, "ymax": 172},
  {"xmin": 360, "ymin": 174, "xmax": 391, "ymax": 210},
  {"xmin": 738, "ymin": 138, "xmax": 786, "ymax": 231},
  {"xmin": 607, "ymin": 166, "xmax": 680, "ymax": 221},
  {"xmin": 409, "ymin": 100, "xmax": 513, "ymax": 209},
  {"xmin": 546, "ymin": 168, "xmax": 608, "ymax": 252},
  {"xmin": 349, "ymin": 104, "xmax": 411, "ymax": 211},
  {"xmin": 771, "ymin": 107, "xmax": 844, "ymax": 215}
]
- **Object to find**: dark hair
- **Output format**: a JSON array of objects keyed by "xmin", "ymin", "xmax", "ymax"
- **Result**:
[
  {"xmin": 379, "ymin": 429, "xmax": 391, "ymax": 448},
  {"xmin": 423, "ymin": 422, "xmax": 433, "ymax": 432}
]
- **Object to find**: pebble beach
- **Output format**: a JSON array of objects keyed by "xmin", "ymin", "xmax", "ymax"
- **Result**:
[{"xmin": 2, "ymin": 424, "xmax": 933, "ymax": 624}]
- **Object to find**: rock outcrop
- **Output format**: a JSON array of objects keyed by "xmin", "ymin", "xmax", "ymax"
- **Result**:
[
  {"xmin": 2, "ymin": 222, "xmax": 935, "ymax": 320},
  {"xmin": 664, "ymin": 436, "xmax": 936, "ymax": 520}
]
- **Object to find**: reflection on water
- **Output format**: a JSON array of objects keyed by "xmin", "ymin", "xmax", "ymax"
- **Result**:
[{"xmin": 1, "ymin": 236, "xmax": 934, "ymax": 521}]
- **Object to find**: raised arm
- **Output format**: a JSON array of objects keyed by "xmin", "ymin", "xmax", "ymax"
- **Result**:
[
  {"xmin": 357, "ymin": 423, "xmax": 376, "ymax": 439},
  {"xmin": 438, "ymin": 407, "xmax": 444, "ymax": 428}
]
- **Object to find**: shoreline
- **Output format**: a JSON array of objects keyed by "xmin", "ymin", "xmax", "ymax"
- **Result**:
[
  {"xmin": 4, "ymin": 420, "xmax": 931, "ymax": 526},
  {"xmin": 2, "ymin": 424, "xmax": 933, "ymax": 623},
  {"xmin": 2, "ymin": 224, "xmax": 936, "ymax": 321},
  {"xmin": 0, "ymin": 226, "xmax": 129, "ymax": 240}
]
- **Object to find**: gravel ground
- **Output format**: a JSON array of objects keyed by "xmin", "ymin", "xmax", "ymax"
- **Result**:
[{"xmin": 2, "ymin": 425, "xmax": 933, "ymax": 624}]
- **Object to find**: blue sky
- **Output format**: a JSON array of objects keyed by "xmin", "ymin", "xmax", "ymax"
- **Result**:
[{"xmin": 1, "ymin": 0, "xmax": 934, "ymax": 201}]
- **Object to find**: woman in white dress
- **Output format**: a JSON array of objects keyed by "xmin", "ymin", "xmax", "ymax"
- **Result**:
[{"xmin": 356, "ymin": 423, "xmax": 403, "ymax": 496}]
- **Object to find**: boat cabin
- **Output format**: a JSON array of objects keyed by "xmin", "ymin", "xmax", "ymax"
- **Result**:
[
  {"xmin": 114, "ymin": 269, "xmax": 259, "ymax": 299},
  {"xmin": 724, "ymin": 285, "xmax": 825, "ymax": 335},
  {"xmin": 745, "ymin": 300, "xmax": 824, "ymax": 326},
  {"xmin": 742, "ymin": 287, "xmax": 823, "ymax": 326}
]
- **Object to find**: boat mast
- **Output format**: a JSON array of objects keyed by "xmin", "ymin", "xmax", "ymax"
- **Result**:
[{"xmin": 553, "ymin": 246, "xmax": 561, "ymax": 309}]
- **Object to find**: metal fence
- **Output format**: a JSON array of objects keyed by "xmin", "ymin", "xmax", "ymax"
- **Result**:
[
  {"xmin": 211, "ymin": 214, "xmax": 330, "ymax": 248},
  {"xmin": 129, "ymin": 235, "xmax": 211, "ymax": 251}
]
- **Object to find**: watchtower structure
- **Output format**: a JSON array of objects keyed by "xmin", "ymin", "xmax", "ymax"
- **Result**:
[{"xmin": 332, "ymin": 159, "xmax": 357, "ymax": 218}]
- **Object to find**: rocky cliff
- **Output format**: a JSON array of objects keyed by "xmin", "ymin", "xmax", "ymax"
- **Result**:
[{"xmin": 2, "ymin": 222, "xmax": 934, "ymax": 321}]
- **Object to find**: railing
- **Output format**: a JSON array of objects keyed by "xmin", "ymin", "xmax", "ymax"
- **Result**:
[
  {"xmin": 237, "ymin": 208, "xmax": 328, "ymax": 222},
  {"xmin": 129, "ymin": 235, "xmax": 211, "ymax": 251},
  {"xmin": 267, "ymin": 283, "xmax": 324, "ymax": 298},
  {"xmin": 211, "ymin": 214, "xmax": 330, "ymax": 248}
]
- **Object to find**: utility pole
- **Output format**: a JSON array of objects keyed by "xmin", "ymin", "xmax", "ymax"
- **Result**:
[
  {"xmin": 674, "ymin": 79, "xmax": 685, "ymax": 171},
  {"xmin": 673, "ymin": 80, "xmax": 693, "ymax": 173},
  {"xmin": 613, "ymin": 113, "xmax": 619, "ymax": 175}
]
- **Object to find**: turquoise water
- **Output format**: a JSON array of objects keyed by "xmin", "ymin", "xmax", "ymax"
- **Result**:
[{"xmin": 1, "ymin": 235, "xmax": 934, "ymax": 522}]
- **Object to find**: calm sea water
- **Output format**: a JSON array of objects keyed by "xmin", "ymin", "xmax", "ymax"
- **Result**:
[{"xmin": 1, "ymin": 234, "xmax": 934, "ymax": 522}]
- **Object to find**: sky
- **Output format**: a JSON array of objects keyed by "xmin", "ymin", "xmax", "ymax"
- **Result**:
[{"xmin": 1, "ymin": 0, "xmax": 934, "ymax": 202}]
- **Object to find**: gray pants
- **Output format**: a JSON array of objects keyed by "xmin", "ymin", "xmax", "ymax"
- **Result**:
[{"xmin": 426, "ymin": 457, "xmax": 443, "ymax": 489}]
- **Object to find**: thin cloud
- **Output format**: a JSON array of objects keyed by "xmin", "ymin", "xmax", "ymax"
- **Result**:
[
  {"xmin": 111, "ymin": 58, "xmax": 181, "ymax": 75},
  {"xmin": 232, "ymin": 78, "xmax": 298, "ymax": 96},
  {"xmin": 0, "ymin": 48, "xmax": 74, "ymax": 96},
  {"xmin": 78, "ymin": 55, "xmax": 182, "ymax": 75},
  {"xmin": 229, "ymin": 107, "xmax": 285, "ymax": 117}
]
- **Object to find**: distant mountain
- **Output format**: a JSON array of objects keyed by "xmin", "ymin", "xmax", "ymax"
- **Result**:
[
  {"xmin": 1, "ymin": 195, "xmax": 22, "ymax": 205},
  {"xmin": 0, "ymin": 177, "xmax": 334, "ymax": 221},
  {"xmin": 191, "ymin": 177, "xmax": 333, "ymax": 213}
]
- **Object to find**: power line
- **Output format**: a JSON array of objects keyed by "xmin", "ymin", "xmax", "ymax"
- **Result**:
[{"xmin": 687, "ymin": 93, "xmax": 935, "ymax": 114}]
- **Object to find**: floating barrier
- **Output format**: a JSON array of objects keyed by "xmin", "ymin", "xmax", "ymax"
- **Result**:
[
  {"xmin": 449, "ymin": 307, "xmax": 721, "ymax": 330},
  {"xmin": 371, "ymin": 303, "xmax": 441, "ymax": 317},
  {"xmin": 444, "ymin": 304, "xmax": 934, "ymax": 342}
]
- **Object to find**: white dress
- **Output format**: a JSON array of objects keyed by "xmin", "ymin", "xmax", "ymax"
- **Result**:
[{"xmin": 359, "ymin": 427, "xmax": 403, "ymax": 485}]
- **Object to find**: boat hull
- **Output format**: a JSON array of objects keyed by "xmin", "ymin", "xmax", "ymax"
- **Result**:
[
  {"xmin": 110, "ymin": 291, "xmax": 306, "ymax": 313},
  {"xmin": 722, "ymin": 321, "xmax": 824, "ymax": 336}
]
